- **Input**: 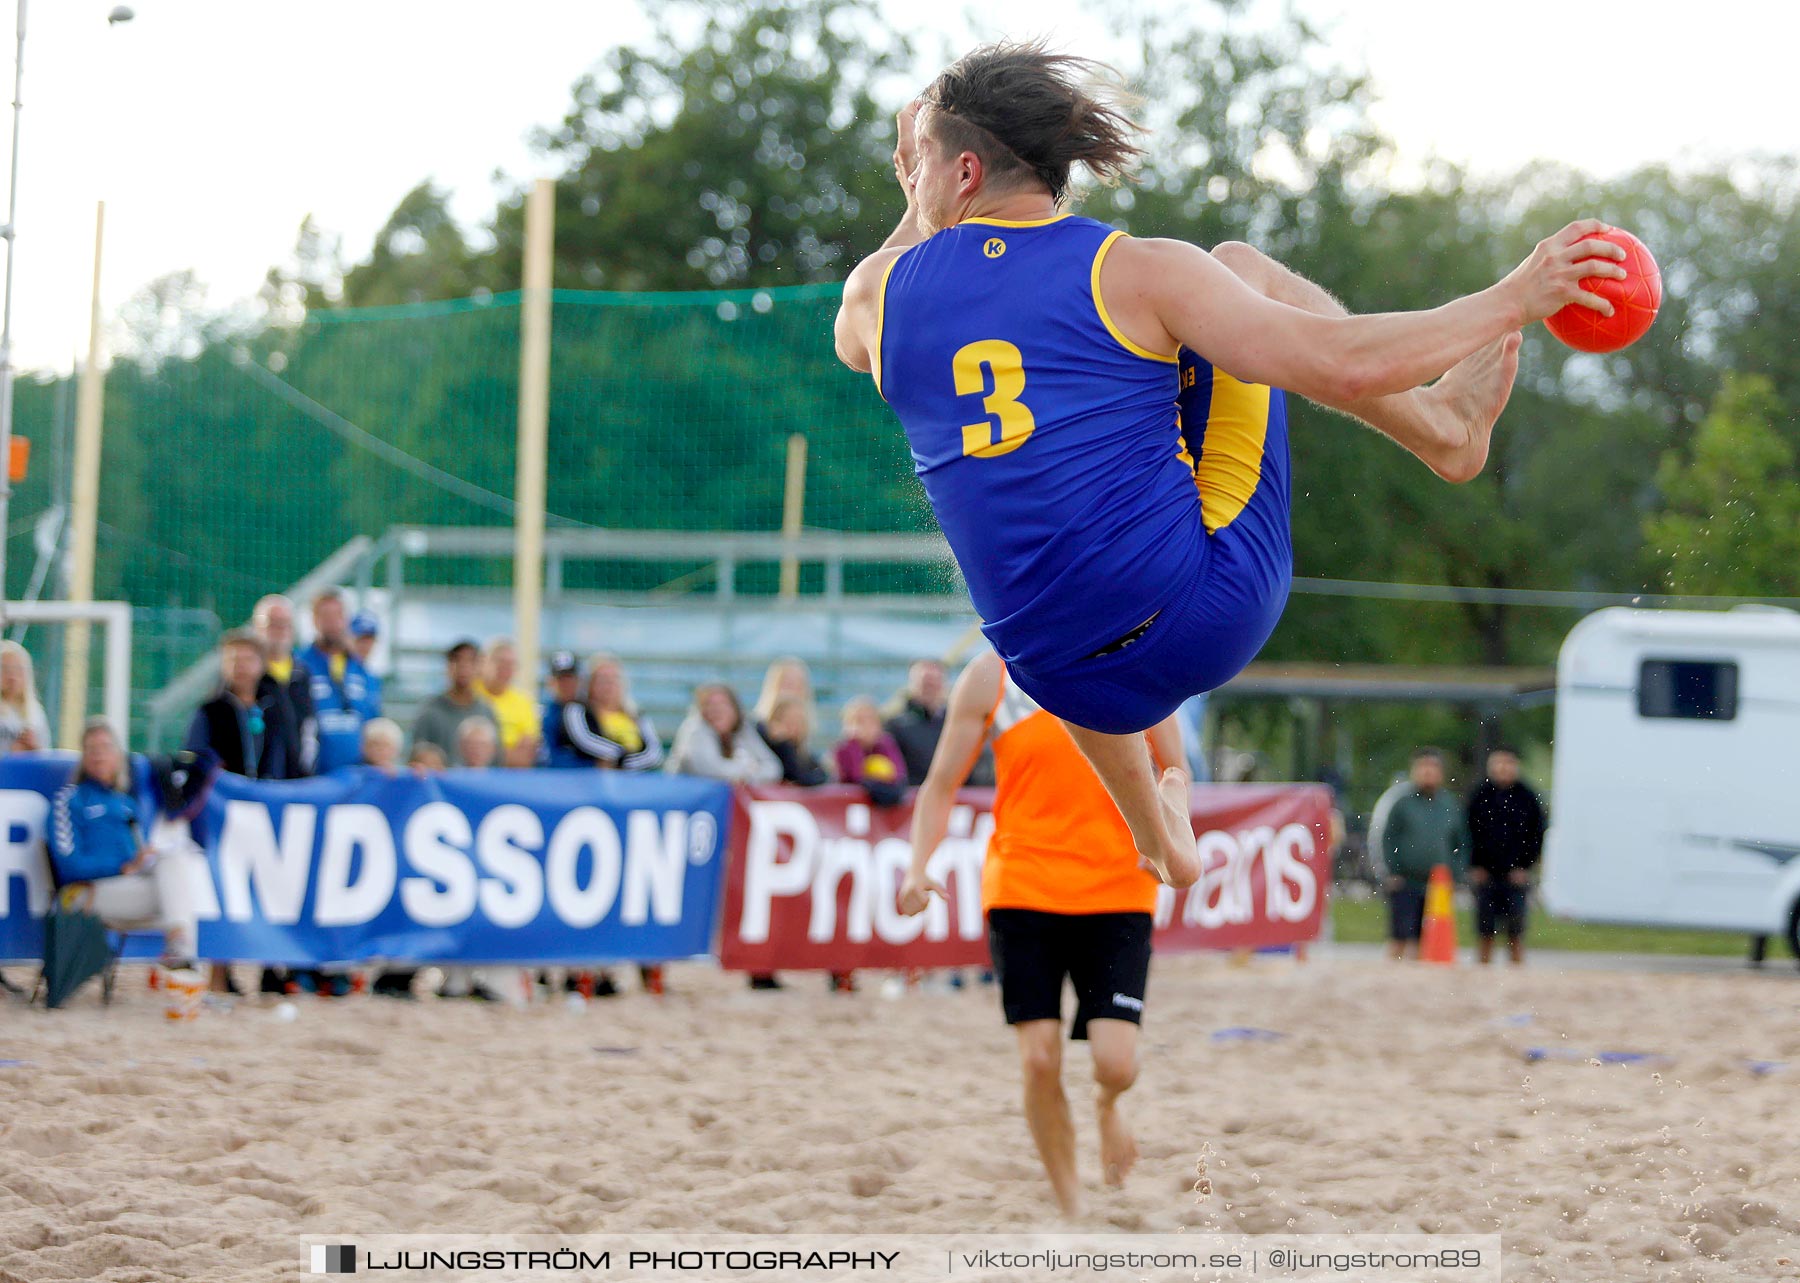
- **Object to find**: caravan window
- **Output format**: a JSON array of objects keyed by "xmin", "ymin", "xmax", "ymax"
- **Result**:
[{"xmin": 1637, "ymin": 659, "xmax": 1738, "ymax": 720}]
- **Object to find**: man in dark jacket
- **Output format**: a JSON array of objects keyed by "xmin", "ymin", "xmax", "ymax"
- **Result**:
[
  {"xmin": 186, "ymin": 629, "xmax": 309, "ymax": 998},
  {"xmin": 252, "ymin": 594, "xmax": 315, "ymax": 775},
  {"xmin": 538, "ymin": 650, "xmax": 585, "ymax": 768},
  {"xmin": 885, "ymin": 659, "xmax": 948, "ymax": 785},
  {"xmin": 184, "ymin": 631, "xmax": 303, "ymax": 780},
  {"xmin": 1371, "ymin": 748, "xmax": 1469, "ymax": 960},
  {"xmin": 1467, "ymin": 747, "xmax": 1546, "ymax": 965}
]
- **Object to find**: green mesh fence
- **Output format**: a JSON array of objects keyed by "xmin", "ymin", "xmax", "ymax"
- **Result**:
[
  {"xmin": 547, "ymin": 287, "xmax": 939, "ymax": 597},
  {"xmin": 8, "ymin": 282, "xmax": 942, "ymax": 636},
  {"xmin": 4, "ymin": 284, "xmax": 955, "ymax": 741},
  {"xmin": 2, "ymin": 283, "xmax": 1569, "ymax": 788}
]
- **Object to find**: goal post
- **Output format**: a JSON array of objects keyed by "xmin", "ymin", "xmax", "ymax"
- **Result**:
[{"xmin": 6, "ymin": 599, "xmax": 133, "ymax": 750}]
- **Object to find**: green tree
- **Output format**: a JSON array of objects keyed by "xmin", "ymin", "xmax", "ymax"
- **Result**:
[
  {"xmin": 490, "ymin": 0, "xmax": 910, "ymax": 293},
  {"xmin": 1644, "ymin": 374, "xmax": 1800, "ymax": 596},
  {"xmin": 1080, "ymin": 0, "xmax": 1384, "ymax": 257},
  {"xmin": 260, "ymin": 215, "xmax": 345, "ymax": 320}
]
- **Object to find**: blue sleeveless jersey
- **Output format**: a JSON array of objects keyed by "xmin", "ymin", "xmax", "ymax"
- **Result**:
[{"xmin": 878, "ymin": 214, "xmax": 1203, "ymax": 670}]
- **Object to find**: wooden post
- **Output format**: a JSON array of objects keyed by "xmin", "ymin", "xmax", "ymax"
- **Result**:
[
  {"xmin": 778, "ymin": 433, "xmax": 807, "ymax": 599},
  {"xmin": 60, "ymin": 201, "xmax": 104, "ymax": 747},
  {"xmin": 513, "ymin": 179, "xmax": 554, "ymax": 683}
]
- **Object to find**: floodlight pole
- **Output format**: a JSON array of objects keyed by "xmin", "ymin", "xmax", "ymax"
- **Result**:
[{"xmin": 0, "ymin": 0, "xmax": 27, "ymax": 621}]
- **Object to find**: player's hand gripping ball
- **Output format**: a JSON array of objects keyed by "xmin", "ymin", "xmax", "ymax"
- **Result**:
[{"xmin": 1544, "ymin": 227, "xmax": 1661, "ymax": 353}]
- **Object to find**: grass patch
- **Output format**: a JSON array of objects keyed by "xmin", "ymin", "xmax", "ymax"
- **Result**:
[{"xmin": 1330, "ymin": 893, "xmax": 1768, "ymax": 958}]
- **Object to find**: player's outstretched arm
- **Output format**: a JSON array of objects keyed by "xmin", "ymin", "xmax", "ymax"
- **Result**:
[
  {"xmin": 1212, "ymin": 241, "xmax": 1519, "ymax": 483},
  {"xmin": 1105, "ymin": 221, "xmax": 1625, "ymax": 403},
  {"xmin": 899, "ymin": 652, "xmax": 1002, "ymax": 916}
]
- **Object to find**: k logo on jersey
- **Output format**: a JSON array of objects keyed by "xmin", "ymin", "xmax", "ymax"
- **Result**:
[{"xmin": 983, "ymin": 237, "xmax": 1007, "ymax": 259}]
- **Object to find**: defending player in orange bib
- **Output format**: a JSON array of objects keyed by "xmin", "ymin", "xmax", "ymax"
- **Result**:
[{"xmin": 900, "ymin": 649, "xmax": 1181, "ymax": 1218}]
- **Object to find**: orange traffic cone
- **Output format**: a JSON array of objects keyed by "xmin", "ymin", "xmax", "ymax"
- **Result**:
[{"xmin": 1419, "ymin": 863, "xmax": 1458, "ymax": 965}]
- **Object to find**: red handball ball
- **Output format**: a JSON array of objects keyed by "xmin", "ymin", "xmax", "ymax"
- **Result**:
[{"xmin": 1544, "ymin": 227, "xmax": 1661, "ymax": 353}]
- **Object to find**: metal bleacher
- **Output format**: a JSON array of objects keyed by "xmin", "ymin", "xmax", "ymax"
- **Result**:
[{"xmin": 145, "ymin": 527, "xmax": 982, "ymax": 748}]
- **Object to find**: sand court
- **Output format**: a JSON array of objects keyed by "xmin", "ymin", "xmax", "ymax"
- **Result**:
[{"xmin": 2, "ymin": 955, "xmax": 1797, "ymax": 1282}]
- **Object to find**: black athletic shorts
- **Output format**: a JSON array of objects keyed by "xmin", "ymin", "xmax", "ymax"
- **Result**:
[
  {"xmin": 1388, "ymin": 886, "xmax": 1426, "ymax": 941},
  {"xmin": 1475, "ymin": 882, "xmax": 1528, "ymax": 940},
  {"xmin": 986, "ymin": 908, "xmax": 1153, "ymax": 1041}
]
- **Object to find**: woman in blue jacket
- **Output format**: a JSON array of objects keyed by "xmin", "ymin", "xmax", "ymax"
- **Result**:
[{"xmin": 48, "ymin": 719, "xmax": 200, "ymax": 968}]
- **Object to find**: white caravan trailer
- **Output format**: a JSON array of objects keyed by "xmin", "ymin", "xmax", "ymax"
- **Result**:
[{"xmin": 1543, "ymin": 606, "xmax": 1800, "ymax": 957}]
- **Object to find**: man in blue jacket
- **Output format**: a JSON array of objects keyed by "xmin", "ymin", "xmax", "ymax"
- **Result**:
[
  {"xmin": 49, "ymin": 718, "xmax": 200, "ymax": 967},
  {"xmin": 296, "ymin": 589, "xmax": 379, "ymax": 774}
]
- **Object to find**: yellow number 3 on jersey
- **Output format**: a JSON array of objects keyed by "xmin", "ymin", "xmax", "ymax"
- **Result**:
[{"xmin": 954, "ymin": 339, "xmax": 1037, "ymax": 458}]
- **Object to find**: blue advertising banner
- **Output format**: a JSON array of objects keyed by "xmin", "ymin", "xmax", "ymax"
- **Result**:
[{"xmin": 0, "ymin": 757, "xmax": 731, "ymax": 965}]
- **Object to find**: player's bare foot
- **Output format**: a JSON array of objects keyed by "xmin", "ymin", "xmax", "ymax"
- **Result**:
[
  {"xmin": 1097, "ymin": 1101, "xmax": 1139, "ymax": 1187},
  {"xmin": 1420, "ymin": 331, "xmax": 1522, "ymax": 483},
  {"xmin": 1139, "ymin": 766, "xmax": 1200, "ymax": 888}
]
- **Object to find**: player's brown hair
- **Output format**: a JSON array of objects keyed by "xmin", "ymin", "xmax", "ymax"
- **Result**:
[{"xmin": 920, "ymin": 40, "xmax": 1144, "ymax": 204}]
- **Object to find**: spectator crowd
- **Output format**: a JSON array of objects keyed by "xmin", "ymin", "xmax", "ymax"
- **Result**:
[
  {"xmin": 158, "ymin": 592, "xmax": 953, "ymax": 800},
  {"xmin": 16, "ymin": 589, "xmax": 962, "ymax": 1003},
  {"xmin": 13, "ymin": 589, "xmax": 1554, "ymax": 1005}
]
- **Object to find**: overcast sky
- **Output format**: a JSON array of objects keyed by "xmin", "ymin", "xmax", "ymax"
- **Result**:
[{"xmin": 9, "ymin": 0, "xmax": 1792, "ymax": 371}]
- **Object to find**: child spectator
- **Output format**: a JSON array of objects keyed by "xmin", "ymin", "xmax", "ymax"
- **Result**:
[
  {"xmin": 457, "ymin": 717, "xmax": 499, "ymax": 770},
  {"xmin": 825, "ymin": 697, "xmax": 904, "ymax": 995},
  {"xmin": 834, "ymin": 696, "xmax": 908, "ymax": 807},
  {"xmin": 361, "ymin": 718, "xmax": 404, "ymax": 772}
]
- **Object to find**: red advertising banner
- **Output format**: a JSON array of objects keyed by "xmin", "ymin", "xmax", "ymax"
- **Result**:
[{"xmin": 718, "ymin": 783, "xmax": 1332, "ymax": 972}]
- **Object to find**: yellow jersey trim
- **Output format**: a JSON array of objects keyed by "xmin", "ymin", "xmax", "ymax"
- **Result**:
[
  {"xmin": 1193, "ymin": 371, "xmax": 1272, "ymax": 534},
  {"xmin": 872, "ymin": 251, "xmax": 905, "ymax": 400},
  {"xmin": 960, "ymin": 212, "xmax": 1075, "ymax": 229},
  {"xmin": 1090, "ymin": 230, "xmax": 1179, "ymax": 364}
]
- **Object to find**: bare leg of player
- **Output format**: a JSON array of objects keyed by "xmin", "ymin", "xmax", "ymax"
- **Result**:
[
  {"xmin": 1060, "ymin": 722, "xmax": 1200, "ymax": 888},
  {"xmin": 1088, "ymin": 1020, "xmax": 1141, "ymax": 1188},
  {"xmin": 1319, "ymin": 331, "xmax": 1522, "ymax": 482},
  {"xmin": 1016, "ymin": 1020, "xmax": 1084, "ymax": 1218},
  {"xmin": 1213, "ymin": 241, "xmax": 1523, "ymax": 484},
  {"xmin": 1408, "ymin": 332, "xmax": 1524, "ymax": 479}
]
